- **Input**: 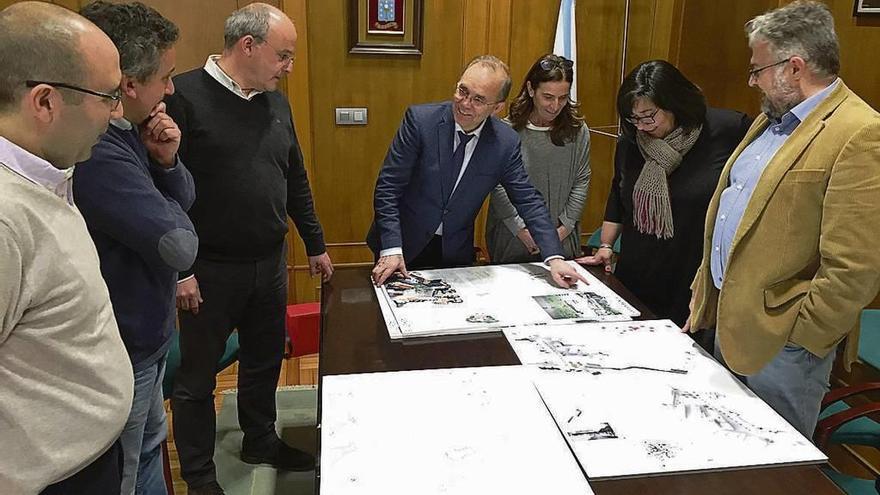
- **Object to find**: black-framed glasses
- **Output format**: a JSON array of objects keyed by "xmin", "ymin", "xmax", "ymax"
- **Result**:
[
  {"xmin": 539, "ymin": 57, "xmax": 574, "ymax": 72},
  {"xmin": 25, "ymin": 80, "xmax": 121, "ymax": 110},
  {"xmin": 624, "ymin": 108, "xmax": 659, "ymax": 125},
  {"xmin": 747, "ymin": 58, "xmax": 790, "ymax": 81},
  {"xmin": 454, "ymin": 83, "xmax": 497, "ymax": 109}
]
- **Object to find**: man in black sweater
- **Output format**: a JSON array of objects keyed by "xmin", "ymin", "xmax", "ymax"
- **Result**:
[{"xmin": 165, "ymin": 3, "xmax": 332, "ymax": 494}]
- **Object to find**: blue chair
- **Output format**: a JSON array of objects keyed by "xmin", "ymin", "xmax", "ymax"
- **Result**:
[
  {"xmin": 858, "ymin": 310, "xmax": 880, "ymax": 371},
  {"xmin": 816, "ymin": 385, "xmax": 880, "ymax": 494},
  {"xmin": 814, "ymin": 309, "xmax": 880, "ymax": 494}
]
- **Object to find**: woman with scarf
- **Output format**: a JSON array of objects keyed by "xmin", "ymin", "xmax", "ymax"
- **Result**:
[
  {"xmin": 579, "ymin": 60, "xmax": 750, "ymax": 345},
  {"xmin": 486, "ymin": 54, "xmax": 591, "ymax": 262}
]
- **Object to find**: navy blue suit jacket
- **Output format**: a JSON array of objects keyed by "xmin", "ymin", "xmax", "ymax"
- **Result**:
[{"xmin": 367, "ymin": 101, "xmax": 563, "ymax": 266}]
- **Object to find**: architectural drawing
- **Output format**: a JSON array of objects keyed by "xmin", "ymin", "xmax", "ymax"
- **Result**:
[
  {"xmin": 533, "ymin": 367, "xmax": 826, "ymax": 479},
  {"xmin": 320, "ymin": 366, "xmax": 594, "ymax": 495},
  {"xmin": 665, "ymin": 387, "xmax": 783, "ymax": 444},
  {"xmin": 374, "ymin": 261, "xmax": 640, "ymax": 339},
  {"xmin": 504, "ymin": 319, "xmax": 699, "ymax": 375}
]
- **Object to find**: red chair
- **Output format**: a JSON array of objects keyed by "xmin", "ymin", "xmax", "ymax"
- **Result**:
[{"xmin": 286, "ymin": 302, "xmax": 321, "ymax": 357}]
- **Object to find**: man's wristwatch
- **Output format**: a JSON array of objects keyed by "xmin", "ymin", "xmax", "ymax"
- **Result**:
[{"xmin": 598, "ymin": 243, "xmax": 614, "ymax": 250}]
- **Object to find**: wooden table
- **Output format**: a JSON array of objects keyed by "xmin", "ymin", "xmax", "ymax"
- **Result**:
[{"xmin": 317, "ymin": 266, "xmax": 842, "ymax": 495}]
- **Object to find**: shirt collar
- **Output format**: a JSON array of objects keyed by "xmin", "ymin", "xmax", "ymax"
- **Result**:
[
  {"xmin": 111, "ymin": 117, "xmax": 134, "ymax": 131},
  {"xmin": 525, "ymin": 122, "xmax": 551, "ymax": 132},
  {"xmin": 785, "ymin": 78, "xmax": 840, "ymax": 124},
  {"xmin": 204, "ymin": 55, "xmax": 264, "ymax": 101},
  {"xmin": 0, "ymin": 135, "xmax": 74, "ymax": 204},
  {"xmin": 454, "ymin": 117, "xmax": 488, "ymax": 140}
]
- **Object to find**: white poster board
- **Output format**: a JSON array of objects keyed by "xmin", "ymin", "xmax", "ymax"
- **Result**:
[
  {"xmin": 320, "ymin": 366, "xmax": 594, "ymax": 495},
  {"xmin": 502, "ymin": 320, "xmax": 827, "ymax": 478}
]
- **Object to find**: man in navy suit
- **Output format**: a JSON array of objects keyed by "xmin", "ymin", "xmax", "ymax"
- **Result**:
[{"xmin": 368, "ymin": 55, "xmax": 585, "ymax": 288}]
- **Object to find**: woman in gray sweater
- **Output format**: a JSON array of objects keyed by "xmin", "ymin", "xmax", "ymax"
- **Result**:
[{"xmin": 486, "ymin": 53, "xmax": 591, "ymax": 262}]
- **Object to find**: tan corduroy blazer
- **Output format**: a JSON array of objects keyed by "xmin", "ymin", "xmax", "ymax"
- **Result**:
[{"xmin": 689, "ymin": 80, "xmax": 880, "ymax": 375}]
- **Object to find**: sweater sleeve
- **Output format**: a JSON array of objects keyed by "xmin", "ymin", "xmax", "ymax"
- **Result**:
[
  {"xmin": 490, "ymin": 184, "xmax": 527, "ymax": 236},
  {"xmin": 286, "ymin": 117, "xmax": 326, "ymax": 256},
  {"xmin": 559, "ymin": 125, "xmax": 592, "ymax": 230},
  {"xmin": 73, "ymin": 138, "xmax": 198, "ymax": 273},
  {"xmin": 149, "ymin": 155, "xmax": 195, "ymax": 212}
]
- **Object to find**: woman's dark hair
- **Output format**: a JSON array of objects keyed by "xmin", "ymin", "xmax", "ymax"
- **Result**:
[
  {"xmin": 507, "ymin": 53, "xmax": 584, "ymax": 146},
  {"xmin": 617, "ymin": 60, "xmax": 706, "ymax": 138}
]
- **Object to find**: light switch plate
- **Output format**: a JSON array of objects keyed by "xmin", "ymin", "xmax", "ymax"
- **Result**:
[{"xmin": 336, "ymin": 107, "xmax": 368, "ymax": 125}]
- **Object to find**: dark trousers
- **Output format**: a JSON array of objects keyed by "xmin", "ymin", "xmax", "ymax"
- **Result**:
[
  {"xmin": 40, "ymin": 440, "xmax": 123, "ymax": 495},
  {"xmin": 171, "ymin": 247, "xmax": 287, "ymax": 487},
  {"xmin": 409, "ymin": 235, "xmax": 443, "ymax": 269}
]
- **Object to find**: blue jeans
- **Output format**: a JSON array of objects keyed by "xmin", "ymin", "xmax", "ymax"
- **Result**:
[
  {"xmin": 119, "ymin": 357, "xmax": 168, "ymax": 495},
  {"xmin": 714, "ymin": 338, "xmax": 835, "ymax": 438}
]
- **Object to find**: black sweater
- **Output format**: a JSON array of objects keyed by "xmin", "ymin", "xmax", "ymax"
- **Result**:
[
  {"xmin": 605, "ymin": 107, "xmax": 751, "ymax": 326},
  {"xmin": 166, "ymin": 68, "xmax": 325, "ymax": 274}
]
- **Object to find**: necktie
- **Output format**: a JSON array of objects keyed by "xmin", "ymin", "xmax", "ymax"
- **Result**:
[{"xmin": 448, "ymin": 131, "xmax": 474, "ymax": 199}]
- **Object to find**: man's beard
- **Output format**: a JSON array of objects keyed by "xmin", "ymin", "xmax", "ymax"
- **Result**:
[{"xmin": 760, "ymin": 72, "xmax": 804, "ymax": 120}]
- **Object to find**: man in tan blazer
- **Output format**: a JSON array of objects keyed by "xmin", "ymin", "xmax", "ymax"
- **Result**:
[{"xmin": 686, "ymin": 0, "xmax": 880, "ymax": 437}]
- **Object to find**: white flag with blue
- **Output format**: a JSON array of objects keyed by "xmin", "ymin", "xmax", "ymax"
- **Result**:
[{"xmin": 553, "ymin": 0, "xmax": 577, "ymax": 102}]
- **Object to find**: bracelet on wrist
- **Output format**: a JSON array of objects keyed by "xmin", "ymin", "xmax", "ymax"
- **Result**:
[{"xmin": 598, "ymin": 243, "xmax": 614, "ymax": 250}]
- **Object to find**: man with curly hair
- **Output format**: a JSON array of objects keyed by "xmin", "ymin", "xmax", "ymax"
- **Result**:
[{"xmin": 77, "ymin": 2, "xmax": 196, "ymax": 493}]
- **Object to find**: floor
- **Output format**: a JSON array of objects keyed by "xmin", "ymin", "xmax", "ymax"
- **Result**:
[{"xmin": 165, "ymin": 354, "xmax": 319, "ymax": 495}]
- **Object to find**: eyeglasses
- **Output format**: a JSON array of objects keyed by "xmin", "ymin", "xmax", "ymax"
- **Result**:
[
  {"xmin": 454, "ymin": 84, "xmax": 498, "ymax": 109},
  {"xmin": 747, "ymin": 58, "xmax": 790, "ymax": 81},
  {"xmin": 25, "ymin": 80, "xmax": 121, "ymax": 110},
  {"xmin": 624, "ymin": 108, "xmax": 659, "ymax": 125},
  {"xmin": 260, "ymin": 39, "xmax": 295, "ymax": 66},
  {"xmin": 539, "ymin": 57, "xmax": 574, "ymax": 72}
]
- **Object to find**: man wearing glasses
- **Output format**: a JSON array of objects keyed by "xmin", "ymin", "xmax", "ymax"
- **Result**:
[
  {"xmin": 0, "ymin": 2, "xmax": 134, "ymax": 494},
  {"xmin": 165, "ymin": 4, "xmax": 329, "ymax": 494},
  {"xmin": 73, "ymin": 3, "xmax": 197, "ymax": 494},
  {"xmin": 687, "ymin": 0, "xmax": 880, "ymax": 438},
  {"xmin": 369, "ymin": 55, "xmax": 586, "ymax": 288}
]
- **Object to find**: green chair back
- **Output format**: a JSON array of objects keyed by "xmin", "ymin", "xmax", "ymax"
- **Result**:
[
  {"xmin": 584, "ymin": 227, "xmax": 621, "ymax": 254},
  {"xmin": 163, "ymin": 331, "xmax": 240, "ymax": 399}
]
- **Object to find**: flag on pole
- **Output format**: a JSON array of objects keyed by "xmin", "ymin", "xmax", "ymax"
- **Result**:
[{"xmin": 553, "ymin": 0, "xmax": 577, "ymax": 102}]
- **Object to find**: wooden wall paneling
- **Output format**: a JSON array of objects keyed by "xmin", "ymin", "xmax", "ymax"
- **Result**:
[
  {"xmin": 676, "ymin": 0, "xmax": 779, "ymax": 117},
  {"xmin": 462, "ymin": 0, "xmax": 490, "ymax": 59},
  {"xmin": 487, "ymin": 0, "xmax": 513, "ymax": 62},
  {"xmin": 507, "ymin": 0, "xmax": 557, "ymax": 82},
  {"xmin": 827, "ymin": 0, "xmax": 880, "ymax": 110},
  {"xmin": 149, "ymin": 0, "xmax": 237, "ymax": 74},
  {"xmin": 676, "ymin": 0, "xmax": 879, "ymax": 120}
]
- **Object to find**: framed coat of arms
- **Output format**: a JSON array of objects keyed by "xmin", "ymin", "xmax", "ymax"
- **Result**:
[
  {"xmin": 854, "ymin": 0, "xmax": 880, "ymax": 15},
  {"xmin": 349, "ymin": 0, "xmax": 424, "ymax": 55}
]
